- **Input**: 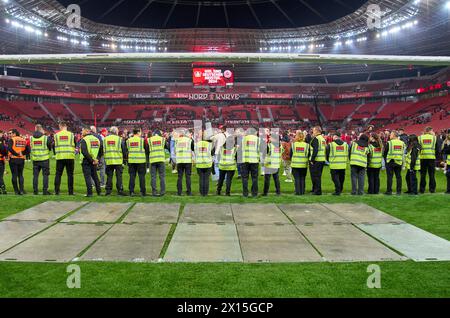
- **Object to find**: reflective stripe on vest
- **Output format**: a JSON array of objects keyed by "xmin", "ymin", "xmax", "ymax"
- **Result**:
[
  {"xmin": 54, "ymin": 131, "xmax": 75, "ymax": 160},
  {"xmin": 350, "ymin": 142, "xmax": 369, "ymax": 168},
  {"xmin": 10, "ymin": 136, "xmax": 26, "ymax": 159},
  {"xmin": 265, "ymin": 143, "xmax": 281, "ymax": 169},
  {"xmin": 329, "ymin": 142, "xmax": 348, "ymax": 170},
  {"xmin": 291, "ymin": 142, "xmax": 309, "ymax": 168},
  {"xmin": 80, "ymin": 135, "xmax": 100, "ymax": 162},
  {"xmin": 195, "ymin": 141, "xmax": 212, "ymax": 168},
  {"xmin": 149, "ymin": 136, "xmax": 165, "ymax": 164},
  {"xmin": 103, "ymin": 135, "xmax": 123, "ymax": 165},
  {"xmin": 30, "ymin": 136, "xmax": 49, "ymax": 161},
  {"xmin": 242, "ymin": 135, "xmax": 259, "ymax": 163},
  {"xmin": 175, "ymin": 137, "xmax": 192, "ymax": 164},
  {"xmin": 405, "ymin": 150, "xmax": 421, "ymax": 171},
  {"xmin": 419, "ymin": 134, "xmax": 436, "ymax": 160},
  {"xmin": 387, "ymin": 139, "xmax": 405, "ymax": 166},
  {"xmin": 310, "ymin": 135, "xmax": 326, "ymax": 162},
  {"xmin": 368, "ymin": 144, "xmax": 383, "ymax": 169},
  {"xmin": 219, "ymin": 147, "xmax": 236, "ymax": 171},
  {"xmin": 127, "ymin": 136, "xmax": 146, "ymax": 164}
]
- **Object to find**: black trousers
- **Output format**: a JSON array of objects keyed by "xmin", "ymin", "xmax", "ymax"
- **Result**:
[
  {"xmin": 54, "ymin": 159, "xmax": 74, "ymax": 195},
  {"xmin": 367, "ymin": 167, "xmax": 381, "ymax": 194},
  {"xmin": 82, "ymin": 162, "xmax": 101, "ymax": 195},
  {"xmin": 177, "ymin": 163, "xmax": 192, "ymax": 195},
  {"xmin": 330, "ymin": 169, "xmax": 345, "ymax": 194},
  {"xmin": 128, "ymin": 163, "xmax": 146, "ymax": 195},
  {"xmin": 419, "ymin": 159, "xmax": 436, "ymax": 193},
  {"xmin": 309, "ymin": 161, "xmax": 324, "ymax": 195},
  {"xmin": 9, "ymin": 159, "xmax": 25, "ymax": 194},
  {"xmin": 105, "ymin": 164, "xmax": 123, "ymax": 194},
  {"xmin": 386, "ymin": 161, "xmax": 402, "ymax": 194},
  {"xmin": 446, "ymin": 167, "xmax": 450, "ymax": 193},
  {"xmin": 217, "ymin": 170, "xmax": 235, "ymax": 195},
  {"xmin": 263, "ymin": 169, "xmax": 280, "ymax": 195},
  {"xmin": 292, "ymin": 168, "xmax": 307, "ymax": 195},
  {"xmin": 197, "ymin": 168, "xmax": 211, "ymax": 196},
  {"xmin": 406, "ymin": 170, "xmax": 418, "ymax": 194},
  {"xmin": 0, "ymin": 161, "xmax": 5, "ymax": 191},
  {"xmin": 33, "ymin": 160, "xmax": 50, "ymax": 193},
  {"xmin": 241, "ymin": 163, "xmax": 259, "ymax": 197}
]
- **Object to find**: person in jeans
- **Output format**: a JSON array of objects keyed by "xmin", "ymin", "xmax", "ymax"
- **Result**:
[
  {"xmin": 217, "ymin": 136, "xmax": 237, "ymax": 196},
  {"xmin": 405, "ymin": 134, "xmax": 421, "ymax": 195},
  {"xmin": 367, "ymin": 133, "xmax": 383, "ymax": 194},
  {"xmin": 326, "ymin": 132, "xmax": 348, "ymax": 196},
  {"xmin": 384, "ymin": 131, "xmax": 405, "ymax": 195},
  {"xmin": 175, "ymin": 129, "xmax": 194, "ymax": 196},
  {"xmin": 281, "ymin": 134, "xmax": 293, "ymax": 183},
  {"xmin": 149, "ymin": 129, "xmax": 167, "ymax": 197},
  {"xmin": 349, "ymin": 134, "xmax": 370, "ymax": 195}
]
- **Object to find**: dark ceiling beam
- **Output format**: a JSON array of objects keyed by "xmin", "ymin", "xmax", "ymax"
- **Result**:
[
  {"xmin": 247, "ymin": 0, "xmax": 263, "ymax": 29},
  {"xmin": 99, "ymin": 0, "xmax": 127, "ymax": 19},
  {"xmin": 223, "ymin": 2, "xmax": 230, "ymax": 28},
  {"xmin": 297, "ymin": 0, "xmax": 328, "ymax": 23},
  {"xmin": 130, "ymin": 0, "xmax": 156, "ymax": 26},
  {"xmin": 331, "ymin": 0, "xmax": 354, "ymax": 11},
  {"xmin": 269, "ymin": 0, "xmax": 297, "ymax": 27},
  {"xmin": 163, "ymin": 0, "xmax": 178, "ymax": 28},
  {"xmin": 195, "ymin": 2, "xmax": 201, "ymax": 28}
]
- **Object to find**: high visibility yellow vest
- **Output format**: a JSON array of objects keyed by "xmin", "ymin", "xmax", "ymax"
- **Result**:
[
  {"xmin": 350, "ymin": 142, "xmax": 369, "ymax": 168},
  {"xmin": 418, "ymin": 134, "xmax": 436, "ymax": 160},
  {"xmin": 265, "ymin": 143, "xmax": 281, "ymax": 169},
  {"xmin": 80, "ymin": 135, "xmax": 100, "ymax": 162},
  {"xmin": 54, "ymin": 130, "xmax": 75, "ymax": 160},
  {"xmin": 291, "ymin": 142, "xmax": 309, "ymax": 168},
  {"xmin": 149, "ymin": 136, "xmax": 165, "ymax": 164},
  {"xmin": 310, "ymin": 134, "xmax": 326, "ymax": 162},
  {"xmin": 242, "ymin": 135, "xmax": 259, "ymax": 163},
  {"xmin": 387, "ymin": 139, "xmax": 405, "ymax": 166},
  {"xmin": 219, "ymin": 147, "xmax": 236, "ymax": 171},
  {"xmin": 103, "ymin": 135, "xmax": 123, "ymax": 165},
  {"xmin": 368, "ymin": 144, "xmax": 383, "ymax": 169},
  {"xmin": 329, "ymin": 142, "xmax": 348, "ymax": 170},
  {"xmin": 405, "ymin": 149, "xmax": 421, "ymax": 171},
  {"xmin": 175, "ymin": 136, "xmax": 192, "ymax": 164},
  {"xmin": 195, "ymin": 140, "xmax": 212, "ymax": 169},
  {"xmin": 127, "ymin": 136, "xmax": 146, "ymax": 164},
  {"xmin": 30, "ymin": 135, "xmax": 49, "ymax": 162}
]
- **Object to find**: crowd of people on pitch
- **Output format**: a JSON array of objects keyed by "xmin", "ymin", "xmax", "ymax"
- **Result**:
[{"xmin": 0, "ymin": 122, "xmax": 449, "ymax": 197}]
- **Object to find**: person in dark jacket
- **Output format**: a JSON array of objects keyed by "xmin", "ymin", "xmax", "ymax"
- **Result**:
[
  {"xmin": 405, "ymin": 134, "xmax": 421, "ymax": 195},
  {"xmin": 80, "ymin": 128, "xmax": 103, "ymax": 197},
  {"xmin": 441, "ymin": 133, "xmax": 450, "ymax": 194},
  {"xmin": 349, "ymin": 134, "xmax": 371, "ymax": 195},
  {"xmin": 7, "ymin": 129, "xmax": 30, "ymax": 195},
  {"xmin": 30, "ymin": 125, "xmax": 53, "ymax": 195},
  {"xmin": 326, "ymin": 132, "xmax": 348, "ymax": 195},
  {"xmin": 0, "ymin": 132, "xmax": 7, "ymax": 194},
  {"xmin": 367, "ymin": 133, "xmax": 384, "ymax": 194}
]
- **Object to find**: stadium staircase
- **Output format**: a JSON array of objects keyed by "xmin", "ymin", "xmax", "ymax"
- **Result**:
[
  {"xmin": 37, "ymin": 101, "xmax": 57, "ymax": 123},
  {"xmin": 62, "ymin": 102, "xmax": 83, "ymax": 124},
  {"xmin": 101, "ymin": 106, "xmax": 114, "ymax": 123}
]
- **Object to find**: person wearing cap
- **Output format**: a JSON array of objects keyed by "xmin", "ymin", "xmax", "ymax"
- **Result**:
[{"xmin": 80, "ymin": 127, "xmax": 103, "ymax": 197}]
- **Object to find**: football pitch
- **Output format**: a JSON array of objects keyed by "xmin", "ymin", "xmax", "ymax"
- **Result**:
[{"xmin": 0, "ymin": 159, "xmax": 449, "ymax": 298}]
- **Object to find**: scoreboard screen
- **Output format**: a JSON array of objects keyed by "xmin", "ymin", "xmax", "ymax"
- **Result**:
[{"xmin": 192, "ymin": 68, "xmax": 234, "ymax": 87}]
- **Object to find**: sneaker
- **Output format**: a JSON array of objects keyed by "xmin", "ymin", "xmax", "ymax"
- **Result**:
[
  {"xmin": 43, "ymin": 191, "xmax": 52, "ymax": 196},
  {"xmin": 172, "ymin": 170, "xmax": 177, "ymax": 174},
  {"xmin": 285, "ymin": 179, "xmax": 293, "ymax": 183},
  {"xmin": 282, "ymin": 171, "xmax": 287, "ymax": 176}
]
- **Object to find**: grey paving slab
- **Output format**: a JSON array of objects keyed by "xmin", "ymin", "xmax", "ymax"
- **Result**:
[
  {"xmin": 81, "ymin": 224, "xmax": 171, "ymax": 262},
  {"xmin": 231, "ymin": 204, "xmax": 290, "ymax": 225},
  {"xmin": 0, "ymin": 223, "xmax": 111, "ymax": 262},
  {"xmin": 64, "ymin": 202, "xmax": 133, "ymax": 223},
  {"xmin": 4, "ymin": 201, "xmax": 87, "ymax": 222},
  {"xmin": 322, "ymin": 203, "xmax": 404, "ymax": 224},
  {"xmin": 297, "ymin": 223, "xmax": 404, "ymax": 262},
  {"xmin": 0, "ymin": 221, "xmax": 52, "ymax": 254},
  {"xmin": 278, "ymin": 204, "xmax": 348, "ymax": 225},
  {"xmin": 237, "ymin": 224, "xmax": 322, "ymax": 263},
  {"xmin": 164, "ymin": 223, "xmax": 242, "ymax": 262},
  {"xmin": 123, "ymin": 203, "xmax": 180, "ymax": 224},
  {"xmin": 358, "ymin": 223, "xmax": 450, "ymax": 261},
  {"xmin": 180, "ymin": 204, "xmax": 233, "ymax": 224}
]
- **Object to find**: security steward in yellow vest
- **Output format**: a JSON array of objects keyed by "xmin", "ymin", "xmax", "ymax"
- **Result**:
[
  {"xmin": 405, "ymin": 134, "xmax": 421, "ymax": 195},
  {"xmin": 53, "ymin": 122, "xmax": 76, "ymax": 195},
  {"xmin": 149, "ymin": 130, "xmax": 167, "ymax": 197},
  {"xmin": 103, "ymin": 126, "xmax": 126, "ymax": 196},
  {"xmin": 195, "ymin": 131, "xmax": 214, "ymax": 197},
  {"xmin": 326, "ymin": 132, "xmax": 348, "ymax": 196},
  {"xmin": 240, "ymin": 128, "xmax": 260, "ymax": 198},
  {"xmin": 263, "ymin": 134, "xmax": 281, "ymax": 196},
  {"xmin": 80, "ymin": 128, "xmax": 103, "ymax": 197},
  {"xmin": 442, "ymin": 132, "xmax": 450, "ymax": 194},
  {"xmin": 349, "ymin": 134, "xmax": 370, "ymax": 196},
  {"xmin": 290, "ymin": 131, "xmax": 309, "ymax": 195},
  {"xmin": 217, "ymin": 136, "xmax": 237, "ymax": 196},
  {"xmin": 383, "ymin": 131, "xmax": 405, "ymax": 195},
  {"xmin": 418, "ymin": 126, "xmax": 438, "ymax": 193},
  {"xmin": 125, "ymin": 128, "xmax": 149, "ymax": 197},
  {"xmin": 30, "ymin": 124, "xmax": 52, "ymax": 195},
  {"xmin": 175, "ymin": 130, "xmax": 194, "ymax": 196},
  {"xmin": 7, "ymin": 129, "xmax": 30, "ymax": 195},
  {"xmin": 367, "ymin": 134, "xmax": 383, "ymax": 194},
  {"xmin": 309, "ymin": 126, "xmax": 326, "ymax": 195},
  {"xmin": 0, "ymin": 132, "xmax": 8, "ymax": 194}
]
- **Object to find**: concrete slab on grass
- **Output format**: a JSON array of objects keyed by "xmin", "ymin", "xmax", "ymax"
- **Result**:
[
  {"xmin": 358, "ymin": 223, "xmax": 450, "ymax": 261},
  {"xmin": 0, "ymin": 223, "xmax": 111, "ymax": 262},
  {"xmin": 123, "ymin": 203, "xmax": 180, "ymax": 224},
  {"xmin": 164, "ymin": 223, "xmax": 242, "ymax": 262},
  {"xmin": 64, "ymin": 202, "xmax": 132, "ymax": 223},
  {"xmin": 231, "ymin": 204, "xmax": 290, "ymax": 225},
  {"xmin": 278, "ymin": 204, "xmax": 348, "ymax": 225},
  {"xmin": 0, "ymin": 221, "xmax": 52, "ymax": 254},
  {"xmin": 81, "ymin": 224, "xmax": 171, "ymax": 262},
  {"xmin": 237, "ymin": 224, "xmax": 322, "ymax": 262},
  {"xmin": 181, "ymin": 204, "xmax": 233, "ymax": 224},
  {"xmin": 4, "ymin": 201, "xmax": 87, "ymax": 222},
  {"xmin": 322, "ymin": 203, "xmax": 404, "ymax": 224},
  {"xmin": 297, "ymin": 223, "xmax": 404, "ymax": 262}
]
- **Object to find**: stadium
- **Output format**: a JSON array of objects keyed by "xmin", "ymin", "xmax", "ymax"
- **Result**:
[{"xmin": 0, "ymin": 0, "xmax": 449, "ymax": 303}]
